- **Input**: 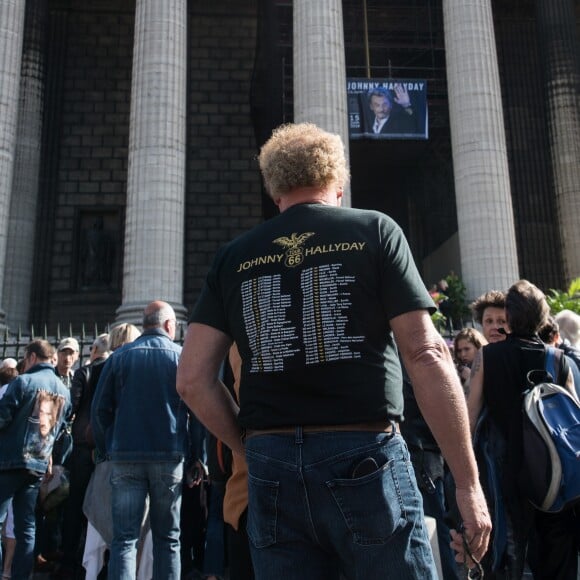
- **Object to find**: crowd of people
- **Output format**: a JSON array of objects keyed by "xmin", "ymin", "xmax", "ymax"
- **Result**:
[{"xmin": 0, "ymin": 122, "xmax": 578, "ymax": 580}]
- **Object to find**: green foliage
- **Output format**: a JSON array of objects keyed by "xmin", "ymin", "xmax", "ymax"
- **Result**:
[
  {"xmin": 429, "ymin": 272, "xmax": 470, "ymax": 333},
  {"xmin": 431, "ymin": 309, "xmax": 447, "ymax": 334},
  {"xmin": 443, "ymin": 272, "xmax": 470, "ymax": 321},
  {"xmin": 546, "ymin": 277, "xmax": 580, "ymax": 315}
]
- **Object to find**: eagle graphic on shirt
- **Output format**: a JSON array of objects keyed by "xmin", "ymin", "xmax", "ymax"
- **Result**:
[{"xmin": 273, "ymin": 232, "xmax": 315, "ymax": 268}]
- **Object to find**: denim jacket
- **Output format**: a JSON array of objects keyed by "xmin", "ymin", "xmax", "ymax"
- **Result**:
[
  {"xmin": 0, "ymin": 363, "xmax": 72, "ymax": 473},
  {"xmin": 91, "ymin": 328, "xmax": 189, "ymax": 462}
]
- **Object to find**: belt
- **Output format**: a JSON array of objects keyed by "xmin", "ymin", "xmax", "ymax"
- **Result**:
[{"xmin": 244, "ymin": 420, "xmax": 399, "ymax": 441}]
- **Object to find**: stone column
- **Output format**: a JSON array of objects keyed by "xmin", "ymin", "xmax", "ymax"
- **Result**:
[
  {"xmin": 443, "ymin": 0, "xmax": 520, "ymax": 299},
  {"xmin": 293, "ymin": 0, "xmax": 351, "ymax": 206},
  {"xmin": 0, "ymin": 0, "xmax": 26, "ymax": 327},
  {"xmin": 4, "ymin": 0, "xmax": 47, "ymax": 330},
  {"xmin": 536, "ymin": 0, "xmax": 580, "ymax": 284},
  {"xmin": 116, "ymin": 0, "xmax": 188, "ymax": 324}
]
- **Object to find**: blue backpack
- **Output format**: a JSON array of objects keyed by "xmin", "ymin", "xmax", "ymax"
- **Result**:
[{"xmin": 520, "ymin": 347, "xmax": 580, "ymax": 512}]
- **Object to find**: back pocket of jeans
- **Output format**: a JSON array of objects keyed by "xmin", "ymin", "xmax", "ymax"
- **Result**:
[
  {"xmin": 247, "ymin": 473, "xmax": 279, "ymax": 548},
  {"xmin": 326, "ymin": 459, "xmax": 407, "ymax": 545}
]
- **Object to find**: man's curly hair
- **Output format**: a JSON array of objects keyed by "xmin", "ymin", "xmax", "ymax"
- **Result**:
[{"xmin": 258, "ymin": 123, "xmax": 350, "ymax": 199}]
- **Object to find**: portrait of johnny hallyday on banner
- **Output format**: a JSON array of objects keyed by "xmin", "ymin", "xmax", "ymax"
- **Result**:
[{"xmin": 347, "ymin": 78, "xmax": 428, "ymax": 140}]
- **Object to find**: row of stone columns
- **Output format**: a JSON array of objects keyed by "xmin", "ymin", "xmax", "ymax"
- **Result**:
[
  {"xmin": 0, "ymin": 0, "xmax": 577, "ymax": 327},
  {"xmin": 273, "ymin": 0, "xmax": 580, "ymax": 298},
  {"xmin": 295, "ymin": 0, "xmax": 520, "ymax": 298}
]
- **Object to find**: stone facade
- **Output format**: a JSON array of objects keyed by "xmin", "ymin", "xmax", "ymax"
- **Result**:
[
  {"xmin": 185, "ymin": 2, "xmax": 263, "ymax": 309},
  {"xmin": 35, "ymin": 5, "xmax": 134, "ymax": 327},
  {"xmin": 29, "ymin": 0, "xmax": 262, "ymax": 329},
  {"xmin": 0, "ymin": 0, "xmax": 576, "ymax": 331}
]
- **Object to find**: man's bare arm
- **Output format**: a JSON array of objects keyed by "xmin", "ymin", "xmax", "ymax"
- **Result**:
[
  {"xmin": 176, "ymin": 323, "xmax": 243, "ymax": 455},
  {"xmin": 390, "ymin": 309, "xmax": 491, "ymax": 563},
  {"xmin": 466, "ymin": 350, "xmax": 485, "ymax": 432}
]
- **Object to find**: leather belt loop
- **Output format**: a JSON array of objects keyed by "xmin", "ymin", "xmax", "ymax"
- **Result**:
[{"xmin": 295, "ymin": 426, "xmax": 303, "ymax": 445}]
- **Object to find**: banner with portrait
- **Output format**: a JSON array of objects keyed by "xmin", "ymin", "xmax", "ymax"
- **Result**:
[{"xmin": 347, "ymin": 78, "xmax": 428, "ymax": 140}]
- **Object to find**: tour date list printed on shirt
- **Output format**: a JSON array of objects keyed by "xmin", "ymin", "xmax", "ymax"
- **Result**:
[
  {"xmin": 241, "ymin": 263, "xmax": 364, "ymax": 373},
  {"xmin": 241, "ymin": 275, "xmax": 300, "ymax": 373},
  {"xmin": 301, "ymin": 264, "xmax": 364, "ymax": 364}
]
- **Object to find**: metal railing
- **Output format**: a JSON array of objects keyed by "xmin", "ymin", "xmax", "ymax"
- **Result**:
[
  {"xmin": 0, "ymin": 322, "xmax": 188, "ymax": 364},
  {"xmin": 0, "ymin": 317, "xmax": 475, "ymax": 365}
]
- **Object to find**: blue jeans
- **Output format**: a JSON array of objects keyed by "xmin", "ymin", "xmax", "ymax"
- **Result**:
[
  {"xmin": 245, "ymin": 429, "xmax": 437, "ymax": 580},
  {"xmin": 108, "ymin": 461, "xmax": 183, "ymax": 580},
  {"xmin": 203, "ymin": 481, "xmax": 226, "ymax": 578},
  {"xmin": 0, "ymin": 469, "xmax": 43, "ymax": 578}
]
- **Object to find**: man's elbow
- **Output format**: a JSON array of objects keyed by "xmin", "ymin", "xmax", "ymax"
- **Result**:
[
  {"xmin": 404, "ymin": 338, "xmax": 450, "ymax": 368},
  {"xmin": 176, "ymin": 365, "xmax": 204, "ymax": 409}
]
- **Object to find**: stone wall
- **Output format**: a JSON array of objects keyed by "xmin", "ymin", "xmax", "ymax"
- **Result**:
[
  {"xmin": 35, "ymin": 0, "xmax": 262, "ymax": 328},
  {"xmin": 40, "ymin": 3, "xmax": 134, "ymax": 327},
  {"xmin": 184, "ymin": 1, "xmax": 263, "ymax": 312}
]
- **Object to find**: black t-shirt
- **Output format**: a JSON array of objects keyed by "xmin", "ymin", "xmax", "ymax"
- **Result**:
[
  {"xmin": 482, "ymin": 334, "xmax": 570, "ymax": 498},
  {"xmin": 190, "ymin": 203, "xmax": 434, "ymax": 429},
  {"xmin": 483, "ymin": 335, "xmax": 570, "ymax": 439}
]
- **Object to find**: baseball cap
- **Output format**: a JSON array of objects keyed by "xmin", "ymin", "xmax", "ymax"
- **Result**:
[{"xmin": 57, "ymin": 337, "xmax": 79, "ymax": 352}]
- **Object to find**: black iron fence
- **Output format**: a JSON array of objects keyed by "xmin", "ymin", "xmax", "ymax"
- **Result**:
[
  {"xmin": 0, "ymin": 318, "xmax": 476, "ymax": 365},
  {"xmin": 0, "ymin": 322, "xmax": 189, "ymax": 364}
]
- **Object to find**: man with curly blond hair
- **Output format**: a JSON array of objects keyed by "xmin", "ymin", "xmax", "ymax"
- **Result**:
[{"xmin": 178, "ymin": 123, "xmax": 490, "ymax": 579}]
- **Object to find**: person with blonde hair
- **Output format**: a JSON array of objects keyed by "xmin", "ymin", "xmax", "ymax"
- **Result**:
[
  {"xmin": 178, "ymin": 122, "xmax": 490, "ymax": 579},
  {"xmin": 454, "ymin": 327, "xmax": 487, "ymax": 367},
  {"xmin": 453, "ymin": 327, "xmax": 488, "ymax": 388},
  {"xmin": 108, "ymin": 323, "xmax": 141, "ymax": 352},
  {"xmin": 82, "ymin": 325, "xmax": 145, "ymax": 579}
]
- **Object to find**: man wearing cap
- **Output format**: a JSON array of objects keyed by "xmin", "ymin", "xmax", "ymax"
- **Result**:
[
  {"xmin": 59, "ymin": 334, "xmax": 110, "ymax": 578},
  {"xmin": 55, "ymin": 338, "xmax": 80, "ymax": 388}
]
